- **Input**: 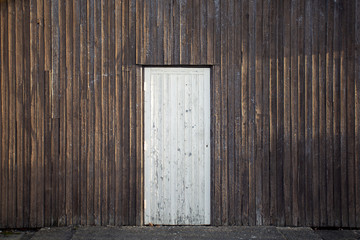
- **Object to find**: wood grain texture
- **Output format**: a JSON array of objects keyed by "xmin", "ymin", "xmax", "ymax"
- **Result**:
[{"xmin": 0, "ymin": 0, "xmax": 358, "ymax": 228}]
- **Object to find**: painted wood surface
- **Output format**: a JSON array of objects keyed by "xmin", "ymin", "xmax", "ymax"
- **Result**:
[
  {"xmin": 0, "ymin": 0, "xmax": 359, "ymax": 228},
  {"xmin": 144, "ymin": 68, "xmax": 211, "ymax": 225}
]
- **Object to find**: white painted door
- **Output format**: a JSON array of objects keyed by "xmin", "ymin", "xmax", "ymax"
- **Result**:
[{"xmin": 144, "ymin": 67, "xmax": 210, "ymax": 225}]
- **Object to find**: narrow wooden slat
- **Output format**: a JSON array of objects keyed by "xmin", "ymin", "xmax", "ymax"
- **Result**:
[
  {"xmin": 22, "ymin": 0, "xmax": 31, "ymax": 227},
  {"xmin": 156, "ymin": 0, "xmax": 164, "ymax": 65},
  {"xmin": 172, "ymin": 0, "xmax": 180, "ymax": 64},
  {"xmin": 261, "ymin": 0, "xmax": 270, "ymax": 225},
  {"xmin": 325, "ymin": 0, "xmax": 334, "ymax": 226},
  {"xmin": 240, "ymin": 0, "xmax": 249, "ymax": 225},
  {"xmin": 333, "ymin": 0, "xmax": 341, "ymax": 227},
  {"xmin": 101, "ymin": 0, "xmax": 109, "ymax": 225},
  {"xmin": 135, "ymin": 66, "xmax": 143, "ymax": 225},
  {"xmin": 43, "ymin": 0, "xmax": 52, "ymax": 227},
  {"xmin": 114, "ymin": 0, "xmax": 122, "ymax": 226},
  {"xmin": 355, "ymin": 0, "xmax": 360, "ymax": 228},
  {"xmin": 29, "ymin": 0, "xmax": 39, "ymax": 227},
  {"xmin": 269, "ymin": 0, "xmax": 277, "ymax": 225},
  {"xmin": 213, "ymin": 65, "xmax": 221, "ymax": 225},
  {"xmin": 233, "ymin": 0, "xmax": 242, "ymax": 225},
  {"xmin": 339, "ymin": 0, "xmax": 348, "ymax": 227},
  {"xmin": 65, "ymin": 0, "xmax": 73, "ymax": 225},
  {"xmin": 311, "ymin": 0, "xmax": 320, "ymax": 227},
  {"xmin": 290, "ymin": 0, "xmax": 299, "ymax": 226},
  {"xmin": 129, "ymin": 67, "xmax": 136, "ymax": 225},
  {"xmin": 346, "ymin": 0, "xmax": 356, "ymax": 228},
  {"xmin": 72, "ymin": 0, "xmax": 81, "ymax": 225},
  {"xmin": 191, "ymin": 0, "xmax": 200, "ymax": 65},
  {"xmin": 200, "ymin": 0, "xmax": 207, "ymax": 64},
  {"xmin": 15, "ymin": 0, "xmax": 24, "ymax": 227},
  {"xmin": 206, "ymin": 0, "xmax": 214, "ymax": 65},
  {"xmin": 86, "ymin": 0, "xmax": 95, "ymax": 226},
  {"xmin": 108, "ymin": 0, "xmax": 115, "ymax": 226},
  {"xmin": 276, "ymin": 0, "xmax": 285, "ymax": 226},
  {"xmin": 283, "ymin": 0, "xmax": 292, "ymax": 226},
  {"xmin": 318, "ymin": 0, "xmax": 327, "ymax": 226},
  {"xmin": 79, "ymin": 0, "xmax": 88, "ymax": 225},
  {"xmin": 8, "ymin": 0, "xmax": 16, "ymax": 228},
  {"xmin": 248, "ymin": 0, "xmax": 256, "ymax": 226},
  {"xmin": 0, "ymin": 0, "xmax": 9, "ymax": 228},
  {"xmin": 227, "ymin": 0, "xmax": 235, "ymax": 226},
  {"xmin": 93, "ymin": 0, "xmax": 101, "ymax": 225},
  {"xmin": 297, "ymin": 0, "xmax": 305, "ymax": 226},
  {"xmin": 58, "ymin": 0, "xmax": 66, "ymax": 226},
  {"xmin": 0, "ymin": 1, "xmax": 3, "ymax": 228},
  {"xmin": 304, "ymin": 0, "xmax": 313, "ymax": 226},
  {"xmin": 220, "ymin": 0, "xmax": 228, "ymax": 225}
]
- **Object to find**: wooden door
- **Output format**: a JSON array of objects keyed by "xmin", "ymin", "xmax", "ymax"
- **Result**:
[{"xmin": 144, "ymin": 68, "xmax": 211, "ymax": 225}]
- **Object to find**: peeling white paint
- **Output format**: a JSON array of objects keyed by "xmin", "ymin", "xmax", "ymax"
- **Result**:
[{"xmin": 144, "ymin": 68, "xmax": 211, "ymax": 225}]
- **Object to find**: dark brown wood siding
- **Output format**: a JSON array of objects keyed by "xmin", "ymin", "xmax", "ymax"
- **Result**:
[{"xmin": 0, "ymin": 0, "xmax": 359, "ymax": 228}]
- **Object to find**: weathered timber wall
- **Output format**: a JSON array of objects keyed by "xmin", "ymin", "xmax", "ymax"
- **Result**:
[{"xmin": 0, "ymin": 0, "xmax": 359, "ymax": 228}]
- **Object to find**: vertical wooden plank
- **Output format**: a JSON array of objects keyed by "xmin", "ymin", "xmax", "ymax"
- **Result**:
[
  {"xmin": 8, "ymin": 0, "xmax": 16, "ymax": 228},
  {"xmin": 108, "ymin": 0, "xmax": 116, "ymax": 226},
  {"xmin": 29, "ymin": 0, "xmax": 38, "ymax": 227},
  {"xmin": 79, "ymin": 0, "xmax": 88, "ymax": 225},
  {"xmin": 100, "ymin": 0, "xmax": 109, "ymax": 225},
  {"xmin": 241, "ymin": 0, "xmax": 249, "ymax": 225},
  {"xmin": 43, "ymin": 0, "xmax": 52, "ymax": 227},
  {"xmin": 220, "ymin": 0, "xmax": 228, "ymax": 225},
  {"xmin": 135, "ymin": 66, "xmax": 143, "ymax": 225},
  {"xmin": 191, "ymin": 0, "xmax": 200, "ymax": 65},
  {"xmin": 318, "ymin": 0, "xmax": 327, "ymax": 226},
  {"xmin": 0, "ymin": 1, "xmax": 2, "ymax": 228},
  {"xmin": 50, "ymin": 0, "xmax": 60, "ymax": 226},
  {"xmin": 290, "ymin": 0, "xmax": 299, "ymax": 226},
  {"xmin": 23, "ymin": 0, "xmax": 31, "ymax": 227},
  {"xmin": 129, "ymin": 67, "xmax": 136, "ymax": 224},
  {"xmin": 114, "ymin": 0, "xmax": 122, "ymax": 226},
  {"xmin": 129, "ymin": 0, "xmax": 137, "ymax": 224},
  {"xmin": 262, "ymin": 0, "xmax": 270, "ymax": 225},
  {"xmin": 213, "ymin": 65, "xmax": 221, "ymax": 225},
  {"xmin": 200, "ymin": 0, "xmax": 207, "ymax": 64},
  {"xmin": 58, "ymin": 0, "xmax": 66, "ymax": 226},
  {"xmin": 276, "ymin": 0, "xmax": 285, "ymax": 226},
  {"xmin": 72, "ymin": 0, "xmax": 81, "ymax": 226},
  {"xmin": 346, "ymin": 0, "xmax": 356, "ymax": 228},
  {"xmin": 355, "ymin": 0, "xmax": 360, "ymax": 228},
  {"xmin": 304, "ymin": 0, "xmax": 313, "ymax": 226},
  {"xmin": 0, "ymin": 0, "xmax": 9, "ymax": 228},
  {"xmin": 297, "ymin": 0, "xmax": 305, "ymax": 226},
  {"xmin": 93, "ymin": 0, "xmax": 101, "ymax": 225},
  {"xmin": 86, "ymin": 0, "xmax": 95, "ymax": 226},
  {"xmin": 339, "ymin": 0, "xmax": 348, "ymax": 228},
  {"xmin": 37, "ymin": 0, "xmax": 45, "ymax": 227},
  {"xmin": 227, "ymin": 0, "xmax": 236, "ymax": 226},
  {"xmin": 311, "ymin": 0, "xmax": 320, "ymax": 227},
  {"xmin": 248, "ymin": 0, "xmax": 256, "ymax": 226},
  {"xmin": 65, "ymin": 0, "xmax": 73, "ymax": 225},
  {"xmin": 269, "ymin": 0, "xmax": 277, "ymax": 225},
  {"xmin": 121, "ymin": 68, "xmax": 129, "ymax": 225},
  {"xmin": 325, "ymin": 0, "xmax": 334, "ymax": 226},
  {"xmin": 206, "ymin": 0, "xmax": 214, "ymax": 65},
  {"xmin": 233, "ymin": 0, "xmax": 242, "ymax": 226},
  {"xmin": 15, "ymin": 0, "xmax": 24, "ymax": 227},
  {"xmin": 254, "ymin": 0, "xmax": 263, "ymax": 226},
  {"xmin": 283, "ymin": 0, "xmax": 292, "ymax": 226},
  {"xmin": 156, "ymin": 0, "xmax": 164, "ymax": 65},
  {"xmin": 333, "ymin": 0, "xmax": 341, "ymax": 227},
  {"xmin": 172, "ymin": 0, "xmax": 180, "ymax": 64}
]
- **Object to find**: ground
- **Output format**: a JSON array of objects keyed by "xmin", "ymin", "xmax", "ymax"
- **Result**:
[{"xmin": 0, "ymin": 226, "xmax": 359, "ymax": 240}]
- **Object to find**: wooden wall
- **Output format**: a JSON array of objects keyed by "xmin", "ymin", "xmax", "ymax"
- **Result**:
[{"xmin": 0, "ymin": 0, "xmax": 359, "ymax": 228}]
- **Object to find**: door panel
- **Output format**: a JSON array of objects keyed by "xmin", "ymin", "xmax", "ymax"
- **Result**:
[{"xmin": 144, "ymin": 68, "xmax": 210, "ymax": 225}]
